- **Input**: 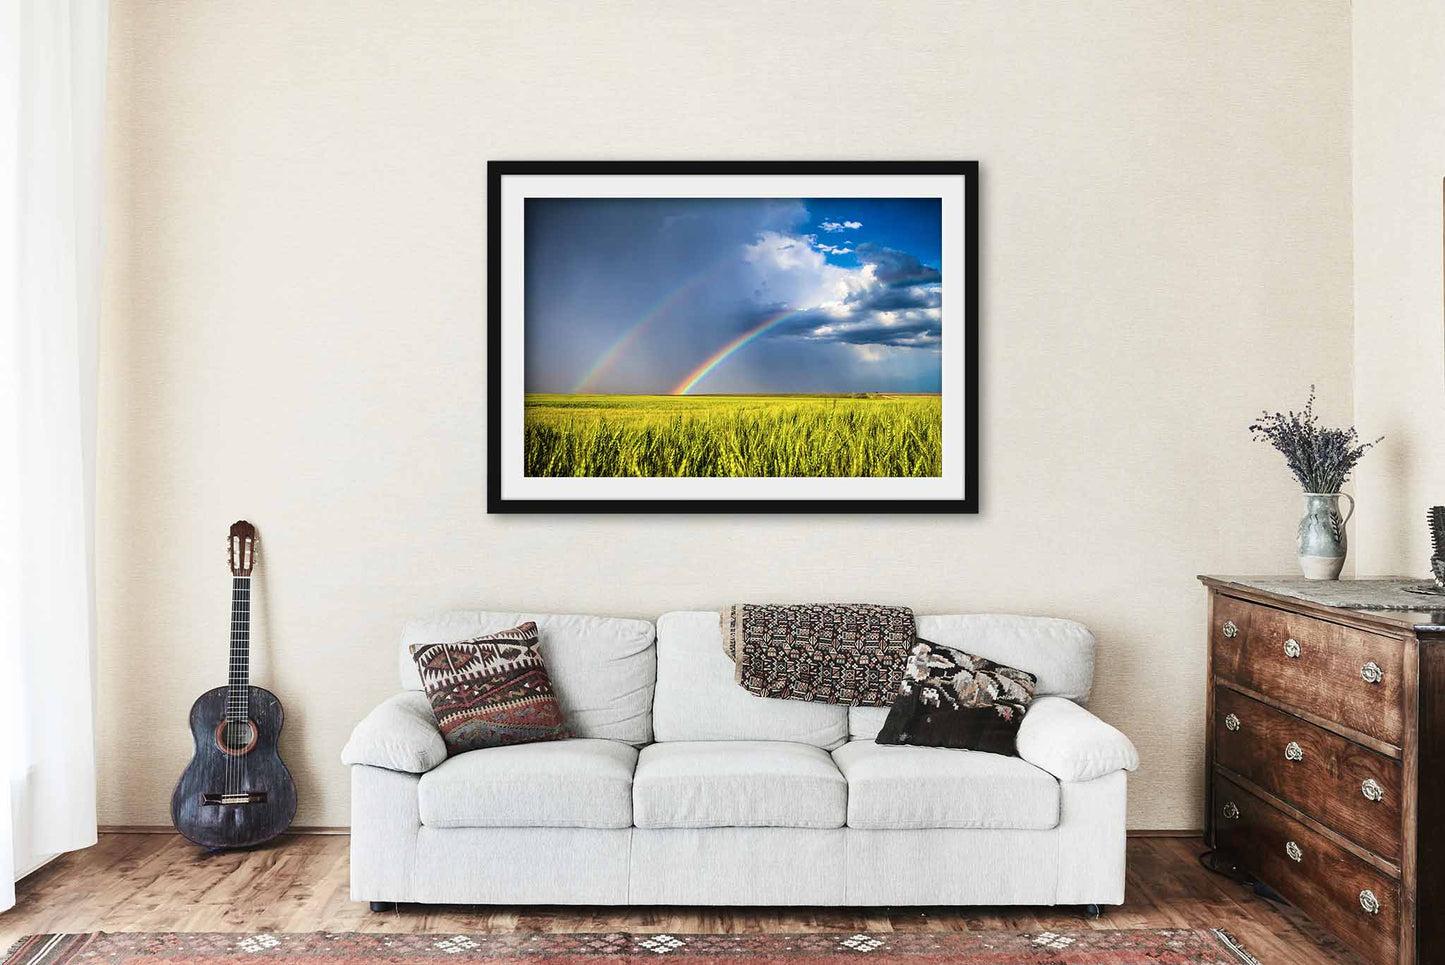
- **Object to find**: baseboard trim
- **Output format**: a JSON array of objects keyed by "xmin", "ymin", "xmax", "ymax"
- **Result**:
[{"xmin": 99, "ymin": 825, "xmax": 1203, "ymax": 838}]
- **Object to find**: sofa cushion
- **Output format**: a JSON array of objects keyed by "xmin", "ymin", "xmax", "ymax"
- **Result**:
[
  {"xmin": 410, "ymin": 622, "xmax": 569, "ymax": 754},
  {"xmin": 633, "ymin": 740, "xmax": 847, "ymax": 829},
  {"xmin": 832, "ymin": 740, "xmax": 1060, "ymax": 830},
  {"xmin": 417, "ymin": 738, "xmax": 637, "ymax": 829},
  {"xmin": 400, "ymin": 611, "xmax": 656, "ymax": 745},
  {"xmin": 653, "ymin": 611, "xmax": 848, "ymax": 749},
  {"xmin": 875, "ymin": 639, "xmax": 1037, "ymax": 755},
  {"xmin": 849, "ymin": 614, "xmax": 1095, "ymax": 740}
]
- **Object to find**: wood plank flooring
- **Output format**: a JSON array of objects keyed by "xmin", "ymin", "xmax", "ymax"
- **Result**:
[{"xmin": 2, "ymin": 834, "xmax": 1358, "ymax": 964}]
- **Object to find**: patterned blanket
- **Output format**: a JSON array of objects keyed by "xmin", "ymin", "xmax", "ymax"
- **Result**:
[{"xmin": 722, "ymin": 603, "xmax": 915, "ymax": 705}]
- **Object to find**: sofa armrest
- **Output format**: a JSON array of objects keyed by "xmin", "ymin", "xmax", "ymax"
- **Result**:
[
  {"xmin": 341, "ymin": 691, "xmax": 447, "ymax": 774},
  {"xmin": 1015, "ymin": 696, "xmax": 1138, "ymax": 783}
]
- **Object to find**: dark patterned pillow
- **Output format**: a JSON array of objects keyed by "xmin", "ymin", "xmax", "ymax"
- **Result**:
[
  {"xmin": 875, "ymin": 638, "xmax": 1037, "ymax": 755},
  {"xmin": 408, "ymin": 621, "xmax": 568, "ymax": 754}
]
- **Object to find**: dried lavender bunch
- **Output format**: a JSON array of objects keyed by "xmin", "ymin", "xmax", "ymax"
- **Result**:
[{"xmin": 1249, "ymin": 386, "xmax": 1381, "ymax": 493}]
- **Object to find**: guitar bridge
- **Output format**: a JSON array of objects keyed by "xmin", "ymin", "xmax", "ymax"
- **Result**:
[{"xmin": 202, "ymin": 791, "xmax": 268, "ymax": 806}]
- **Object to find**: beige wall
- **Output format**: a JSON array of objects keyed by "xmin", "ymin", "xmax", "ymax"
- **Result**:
[
  {"xmin": 97, "ymin": 1, "xmax": 1354, "ymax": 830},
  {"xmin": 1352, "ymin": 0, "xmax": 1445, "ymax": 577}
]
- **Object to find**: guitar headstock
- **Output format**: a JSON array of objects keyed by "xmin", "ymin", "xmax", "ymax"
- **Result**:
[{"xmin": 228, "ymin": 520, "xmax": 257, "ymax": 577}]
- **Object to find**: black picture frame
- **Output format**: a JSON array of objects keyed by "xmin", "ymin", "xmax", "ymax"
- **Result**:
[{"xmin": 487, "ymin": 160, "xmax": 978, "ymax": 514}]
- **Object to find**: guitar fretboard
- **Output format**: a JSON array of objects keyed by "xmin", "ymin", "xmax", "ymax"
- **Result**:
[{"xmin": 227, "ymin": 575, "xmax": 251, "ymax": 722}]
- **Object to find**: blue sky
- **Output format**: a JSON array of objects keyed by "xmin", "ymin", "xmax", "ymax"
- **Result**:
[{"xmin": 524, "ymin": 197, "xmax": 943, "ymax": 394}]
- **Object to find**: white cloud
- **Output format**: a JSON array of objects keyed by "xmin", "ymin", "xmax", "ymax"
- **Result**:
[
  {"xmin": 813, "ymin": 242, "xmax": 854, "ymax": 255},
  {"xmin": 741, "ymin": 231, "xmax": 871, "ymax": 309},
  {"xmin": 744, "ymin": 230, "xmax": 825, "ymax": 272},
  {"xmin": 818, "ymin": 220, "xmax": 863, "ymax": 232},
  {"xmin": 738, "ymin": 234, "xmax": 940, "ymax": 352}
]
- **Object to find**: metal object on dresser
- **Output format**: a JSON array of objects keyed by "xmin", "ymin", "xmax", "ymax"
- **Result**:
[{"xmin": 1202, "ymin": 576, "xmax": 1445, "ymax": 965}]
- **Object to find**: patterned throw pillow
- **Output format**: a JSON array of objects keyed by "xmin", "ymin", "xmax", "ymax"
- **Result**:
[
  {"xmin": 408, "ymin": 622, "xmax": 568, "ymax": 754},
  {"xmin": 875, "ymin": 638, "xmax": 1037, "ymax": 755}
]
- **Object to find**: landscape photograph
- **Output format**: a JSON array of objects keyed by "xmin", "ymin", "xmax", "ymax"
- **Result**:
[{"xmin": 522, "ymin": 196, "xmax": 945, "ymax": 478}]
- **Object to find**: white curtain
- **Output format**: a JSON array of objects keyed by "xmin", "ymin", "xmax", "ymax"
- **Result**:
[{"xmin": 0, "ymin": 0, "xmax": 108, "ymax": 912}]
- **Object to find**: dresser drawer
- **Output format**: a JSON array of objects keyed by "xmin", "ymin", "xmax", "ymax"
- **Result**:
[
  {"xmin": 1212, "ymin": 595, "xmax": 1404, "ymax": 746},
  {"xmin": 1215, "ymin": 687, "xmax": 1401, "ymax": 861},
  {"xmin": 1214, "ymin": 772, "xmax": 1400, "ymax": 965}
]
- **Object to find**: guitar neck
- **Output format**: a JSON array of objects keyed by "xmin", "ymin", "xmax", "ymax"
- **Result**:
[{"xmin": 227, "ymin": 574, "xmax": 251, "ymax": 722}]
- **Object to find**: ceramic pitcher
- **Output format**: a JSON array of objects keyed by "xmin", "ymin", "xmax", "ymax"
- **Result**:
[{"xmin": 1298, "ymin": 491, "xmax": 1354, "ymax": 580}]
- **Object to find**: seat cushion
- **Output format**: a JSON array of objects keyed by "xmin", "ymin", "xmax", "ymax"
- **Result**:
[
  {"xmin": 849, "ymin": 614, "xmax": 1095, "ymax": 740},
  {"xmin": 400, "ymin": 610, "xmax": 656, "ymax": 745},
  {"xmin": 653, "ymin": 611, "xmax": 848, "ymax": 749},
  {"xmin": 832, "ymin": 740, "xmax": 1060, "ymax": 830},
  {"xmin": 417, "ymin": 738, "xmax": 637, "ymax": 829},
  {"xmin": 633, "ymin": 741, "xmax": 846, "ymax": 829}
]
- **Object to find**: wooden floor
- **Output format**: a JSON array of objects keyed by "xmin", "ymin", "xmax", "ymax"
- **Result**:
[{"xmin": 3, "ymin": 834, "xmax": 1358, "ymax": 964}]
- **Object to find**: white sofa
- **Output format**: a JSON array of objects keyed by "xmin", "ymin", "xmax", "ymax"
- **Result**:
[{"xmin": 342, "ymin": 610, "xmax": 1139, "ymax": 909}]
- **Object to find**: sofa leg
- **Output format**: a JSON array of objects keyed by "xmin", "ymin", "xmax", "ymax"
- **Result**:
[
  {"xmin": 369, "ymin": 901, "xmax": 396, "ymax": 913},
  {"xmin": 1083, "ymin": 903, "xmax": 1103, "ymax": 919}
]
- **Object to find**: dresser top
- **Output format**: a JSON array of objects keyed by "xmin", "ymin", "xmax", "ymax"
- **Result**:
[{"xmin": 1200, "ymin": 575, "xmax": 1445, "ymax": 633}]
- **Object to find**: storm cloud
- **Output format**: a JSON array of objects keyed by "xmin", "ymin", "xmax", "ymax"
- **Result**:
[{"xmin": 855, "ymin": 243, "xmax": 943, "ymax": 286}]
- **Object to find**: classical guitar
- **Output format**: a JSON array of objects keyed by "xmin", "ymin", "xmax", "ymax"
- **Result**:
[{"xmin": 171, "ymin": 521, "xmax": 296, "ymax": 849}]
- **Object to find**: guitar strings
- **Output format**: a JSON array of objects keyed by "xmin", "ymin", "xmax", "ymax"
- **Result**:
[
  {"xmin": 232, "ymin": 566, "xmax": 238, "ymax": 798},
  {"xmin": 221, "ymin": 536, "xmax": 253, "ymax": 808},
  {"xmin": 232, "ymin": 572, "xmax": 238, "ymax": 797},
  {"xmin": 228, "ymin": 563, "xmax": 234, "ymax": 799},
  {"xmin": 232, "ymin": 567, "xmax": 251, "ymax": 800},
  {"xmin": 229, "ymin": 565, "xmax": 238, "ymax": 798},
  {"xmin": 239, "ymin": 570, "xmax": 249, "ymax": 801},
  {"xmin": 225, "ymin": 551, "xmax": 252, "ymax": 801}
]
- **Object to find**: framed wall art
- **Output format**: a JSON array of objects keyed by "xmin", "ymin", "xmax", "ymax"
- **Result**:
[{"xmin": 487, "ymin": 161, "xmax": 977, "ymax": 513}]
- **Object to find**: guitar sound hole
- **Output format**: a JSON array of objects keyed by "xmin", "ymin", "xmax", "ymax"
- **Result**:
[
  {"xmin": 214, "ymin": 719, "xmax": 258, "ymax": 755},
  {"xmin": 224, "ymin": 722, "xmax": 251, "ymax": 749}
]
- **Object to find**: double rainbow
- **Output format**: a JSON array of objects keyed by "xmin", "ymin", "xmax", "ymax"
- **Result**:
[
  {"xmin": 670, "ymin": 306, "xmax": 809, "ymax": 395},
  {"xmin": 567, "ymin": 258, "xmax": 817, "ymax": 397},
  {"xmin": 571, "ymin": 260, "xmax": 729, "ymax": 394}
]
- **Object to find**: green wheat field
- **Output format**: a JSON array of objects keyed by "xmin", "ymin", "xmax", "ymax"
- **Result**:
[{"xmin": 524, "ymin": 394, "xmax": 943, "ymax": 478}]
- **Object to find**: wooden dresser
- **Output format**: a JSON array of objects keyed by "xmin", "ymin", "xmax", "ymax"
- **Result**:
[{"xmin": 1201, "ymin": 577, "xmax": 1445, "ymax": 965}]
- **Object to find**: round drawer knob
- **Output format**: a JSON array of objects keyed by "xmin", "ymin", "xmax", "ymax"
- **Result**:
[
  {"xmin": 1362, "ymin": 778, "xmax": 1385, "ymax": 802},
  {"xmin": 1224, "ymin": 713, "xmax": 1241, "ymax": 732},
  {"xmin": 1285, "ymin": 841, "xmax": 1303, "ymax": 862},
  {"xmin": 1222, "ymin": 801, "xmax": 1240, "ymax": 820},
  {"xmin": 1284, "ymin": 741, "xmax": 1304, "ymax": 762},
  {"xmin": 1360, "ymin": 890, "xmax": 1381, "ymax": 915},
  {"xmin": 1283, "ymin": 638, "xmax": 1302, "ymax": 658},
  {"xmin": 1361, "ymin": 661, "xmax": 1384, "ymax": 684},
  {"xmin": 1222, "ymin": 620, "xmax": 1238, "ymax": 639}
]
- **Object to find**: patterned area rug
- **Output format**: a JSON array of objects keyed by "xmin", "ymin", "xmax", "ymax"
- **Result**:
[{"xmin": 3, "ymin": 930, "xmax": 1260, "ymax": 965}]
